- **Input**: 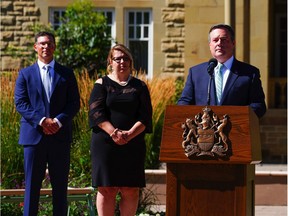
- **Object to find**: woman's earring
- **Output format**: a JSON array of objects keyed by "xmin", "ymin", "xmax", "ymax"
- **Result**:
[{"xmin": 108, "ymin": 65, "xmax": 113, "ymax": 72}]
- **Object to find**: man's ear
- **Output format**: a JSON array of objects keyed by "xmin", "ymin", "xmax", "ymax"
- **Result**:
[{"xmin": 33, "ymin": 43, "xmax": 38, "ymax": 52}]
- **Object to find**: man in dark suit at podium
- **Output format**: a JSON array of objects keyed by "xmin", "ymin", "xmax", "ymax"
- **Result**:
[{"xmin": 177, "ymin": 24, "xmax": 266, "ymax": 118}]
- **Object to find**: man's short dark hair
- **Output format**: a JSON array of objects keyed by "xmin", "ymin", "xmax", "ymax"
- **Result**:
[
  {"xmin": 35, "ymin": 31, "xmax": 55, "ymax": 44},
  {"xmin": 208, "ymin": 24, "xmax": 235, "ymax": 42}
]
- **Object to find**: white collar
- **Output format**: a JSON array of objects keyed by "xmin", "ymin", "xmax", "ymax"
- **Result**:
[
  {"xmin": 219, "ymin": 56, "xmax": 234, "ymax": 70},
  {"xmin": 37, "ymin": 59, "xmax": 55, "ymax": 69}
]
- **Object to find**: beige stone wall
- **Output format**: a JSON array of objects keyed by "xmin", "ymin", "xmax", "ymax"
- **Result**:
[
  {"xmin": 260, "ymin": 109, "xmax": 287, "ymax": 163},
  {"xmin": 250, "ymin": 0, "xmax": 269, "ymax": 102},
  {"xmin": 1, "ymin": 0, "xmax": 40, "ymax": 70},
  {"xmin": 161, "ymin": 0, "xmax": 185, "ymax": 77}
]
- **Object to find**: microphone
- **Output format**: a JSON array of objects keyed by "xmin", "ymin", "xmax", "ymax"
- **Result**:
[
  {"xmin": 206, "ymin": 58, "xmax": 218, "ymax": 105},
  {"xmin": 207, "ymin": 58, "xmax": 218, "ymax": 76}
]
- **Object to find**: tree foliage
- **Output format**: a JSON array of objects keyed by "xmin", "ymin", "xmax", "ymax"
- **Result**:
[{"xmin": 55, "ymin": 0, "xmax": 112, "ymax": 76}]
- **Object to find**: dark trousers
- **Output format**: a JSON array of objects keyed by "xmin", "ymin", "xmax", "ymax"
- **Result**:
[{"xmin": 23, "ymin": 136, "xmax": 70, "ymax": 216}]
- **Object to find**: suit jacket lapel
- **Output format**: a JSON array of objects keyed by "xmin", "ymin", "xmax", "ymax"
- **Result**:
[
  {"xmin": 51, "ymin": 62, "xmax": 61, "ymax": 95},
  {"xmin": 33, "ymin": 63, "xmax": 43, "ymax": 97},
  {"xmin": 211, "ymin": 77, "xmax": 218, "ymax": 105},
  {"xmin": 221, "ymin": 59, "xmax": 239, "ymax": 104}
]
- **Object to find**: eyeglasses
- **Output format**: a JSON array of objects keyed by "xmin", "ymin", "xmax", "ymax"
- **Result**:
[
  {"xmin": 112, "ymin": 57, "xmax": 130, "ymax": 63},
  {"xmin": 36, "ymin": 42, "xmax": 55, "ymax": 48}
]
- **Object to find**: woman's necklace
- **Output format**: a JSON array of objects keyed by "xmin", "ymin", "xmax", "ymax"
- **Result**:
[
  {"xmin": 110, "ymin": 74, "xmax": 131, "ymax": 86},
  {"xmin": 118, "ymin": 76, "xmax": 131, "ymax": 86}
]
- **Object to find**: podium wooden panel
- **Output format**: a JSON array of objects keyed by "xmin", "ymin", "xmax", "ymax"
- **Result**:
[{"xmin": 159, "ymin": 105, "xmax": 261, "ymax": 216}]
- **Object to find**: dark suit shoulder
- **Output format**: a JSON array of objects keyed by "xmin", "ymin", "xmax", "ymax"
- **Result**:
[
  {"xmin": 232, "ymin": 59, "xmax": 260, "ymax": 74},
  {"xmin": 21, "ymin": 62, "xmax": 37, "ymax": 70},
  {"xmin": 54, "ymin": 62, "xmax": 75, "ymax": 79},
  {"xmin": 190, "ymin": 62, "xmax": 208, "ymax": 70},
  {"xmin": 18, "ymin": 63, "xmax": 39, "ymax": 77},
  {"xmin": 188, "ymin": 62, "xmax": 209, "ymax": 76},
  {"xmin": 54, "ymin": 62, "xmax": 73, "ymax": 72}
]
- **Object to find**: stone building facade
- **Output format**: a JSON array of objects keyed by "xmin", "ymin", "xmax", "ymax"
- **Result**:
[
  {"xmin": 161, "ymin": 1, "xmax": 185, "ymax": 74},
  {"xmin": 1, "ymin": 0, "xmax": 40, "ymax": 69}
]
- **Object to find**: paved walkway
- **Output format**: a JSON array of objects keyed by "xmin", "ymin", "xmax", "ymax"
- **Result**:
[
  {"xmin": 255, "ymin": 163, "xmax": 287, "ymax": 172},
  {"xmin": 256, "ymin": 206, "xmax": 287, "ymax": 216},
  {"xmin": 151, "ymin": 205, "xmax": 287, "ymax": 216},
  {"xmin": 255, "ymin": 164, "xmax": 287, "ymax": 216},
  {"xmin": 150, "ymin": 205, "xmax": 287, "ymax": 216}
]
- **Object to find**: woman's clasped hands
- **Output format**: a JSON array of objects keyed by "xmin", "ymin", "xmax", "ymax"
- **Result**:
[{"xmin": 110, "ymin": 128, "xmax": 130, "ymax": 145}]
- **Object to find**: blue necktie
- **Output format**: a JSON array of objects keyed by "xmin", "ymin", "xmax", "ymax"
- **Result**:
[
  {"xmin": 215, "ymin": 63, "xmax": 223, "ymax": 105},
  {"xmin": 43, "ymin": 65, "xmax": 52, "ymax": 102}
]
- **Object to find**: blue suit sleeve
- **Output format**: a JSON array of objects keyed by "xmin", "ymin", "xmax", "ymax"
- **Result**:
[
  {"xmin": 14, "ymin": 69, "xmax": 43, "ymax": 128},
  {"xmin": 249, "ymin": 69, "xmax": 266, "ymax": 118},
  {"xmin": 177, "ymin": 68, "xmax": 195, "ymax": 105}
]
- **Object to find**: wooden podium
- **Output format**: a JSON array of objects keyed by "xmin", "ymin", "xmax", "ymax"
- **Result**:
[{"xmin": 159, "ymin": 105, "xmax": 261, "ymax": 216}]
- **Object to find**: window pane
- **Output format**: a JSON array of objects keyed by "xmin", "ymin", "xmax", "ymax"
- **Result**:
[
  {"xmin": 144, "ymin": 26, "xmax": 149, "ymax": 38},
  {"xmin": 136, "ymin": 26, "xmax": 141, "ymax": 38},
  {"xmin": 136, "ymin": 12, "xmax": 142, "ymax": 24},
  {"xmin": 129, "ymin": 12, "xmax": 134, "ymax": 24},
  {"xmin": 129, "ymin": 26, "xmax": 134, "ymax": 38},
  {"xmin": 54, "ymin": 11, "xmax": 60, "ymax": 24},
  {"xmin": 106, "ymin": 12, "xmax": 112, "ymax": 24},
  {"xmin": 129, "ymin": 41, "xmax": 148, "ymax": 74},
  {"xmin": 106, "ymin": 26, "xmax": 112, "ymax": 37},
  {"xmin": 144, "ymin": 12, "xmax": 149, "ymax": 24}
]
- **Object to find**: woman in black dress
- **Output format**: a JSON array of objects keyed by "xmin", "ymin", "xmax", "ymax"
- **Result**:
[{"xmin": 88, "ymin": 44, "xmax": 152, "ymax": 216}]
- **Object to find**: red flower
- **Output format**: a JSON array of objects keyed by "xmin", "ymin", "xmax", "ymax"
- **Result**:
[{"xmin": 19, "ymin": 202, "xmax": 24, "ymax": 207}]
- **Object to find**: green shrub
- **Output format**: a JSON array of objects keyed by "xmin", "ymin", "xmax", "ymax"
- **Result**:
[
  {"xmin": 55, "ymin": 0, "xmax": 111, "ymax": 77},
  {"xmin": 0, "ymin": 203, "xmax": 23, "ymax": 216}
]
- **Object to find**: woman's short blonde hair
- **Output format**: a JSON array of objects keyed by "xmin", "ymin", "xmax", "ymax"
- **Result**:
[{"xmin": 106, "ymin": 44, "xmax": 136, "ymax": 73}]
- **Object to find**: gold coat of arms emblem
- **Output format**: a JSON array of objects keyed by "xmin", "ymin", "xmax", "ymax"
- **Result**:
[{"xmin": 181, "ymin": 107, "xmax": 231, "ymax": 158}]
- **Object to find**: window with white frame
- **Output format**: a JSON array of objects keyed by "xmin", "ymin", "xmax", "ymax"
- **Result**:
[
  {"xmin": 125, "ymin": 9, "xmax": 153, "ymax": 78},
  {"xmin": 49, "ymin": 8, "xmax": 66, "ymax": 30},
  {"xmin": 96, "ymin": 9, "xmax": 116, "ymax": 46},
  {"xmin": 49, "ymin": 8, "xmax": 115, "ymax": 44}
]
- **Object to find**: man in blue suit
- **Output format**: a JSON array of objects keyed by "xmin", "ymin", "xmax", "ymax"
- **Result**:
[
  {"xmin": 178, "ymin": 24, "xmax": 266, "ymax": 118},
  {"xmin": 14, "ymin": 31, "xmax": 80, "ymax": 216}
]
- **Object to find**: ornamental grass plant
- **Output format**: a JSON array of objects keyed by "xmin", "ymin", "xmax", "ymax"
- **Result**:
[{"xmin": 0, "ymin": 69, "xmax": 183, "ymax": 215}]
